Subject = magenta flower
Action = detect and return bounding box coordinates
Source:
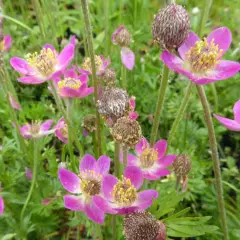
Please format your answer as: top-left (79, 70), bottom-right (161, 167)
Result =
top-left (9, 94), bottom-right (22, 111)
top-left (214, 100), bottom-right (240, 131)
top-left (124, 138), bottom-right (176, 180)
top-left (25, 168), bottom-right (33, 181)
top-left (58, 154), bottom-right (111, 224)
top-left (112, 26), bottom-right (135, 70)
top-left (93, 166), bottom-right (158, 215)
top-left (53, 67), bottom-right (93, 98)
top-left (79, 55), bottom-right (110, 75)
top-left (19, 120), bottom-right (54, 139)
top-left (10, 37), bottom-right (75, 84)
top-left (54, 118), bottom-right (68, 143)
top-left (161, 27), bottom-right (240, 85)
top-left (128, 96), bottom-right (139, 120)
top-left (0, 183), bottom-right (4, 215)
top-left (0, 35), bottom-right (12, 52)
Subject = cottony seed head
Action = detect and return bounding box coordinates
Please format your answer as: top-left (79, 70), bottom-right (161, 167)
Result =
top-left (173, 154), bottom-right (191, 177)
top-left (123, 211), bottom-right (166, 240)
top-left (152, 4), bottom-right (190, 50)
top-left (110, 116), bottom-right (142, 148)
top-left (82, 114), bottom-right (96, 133)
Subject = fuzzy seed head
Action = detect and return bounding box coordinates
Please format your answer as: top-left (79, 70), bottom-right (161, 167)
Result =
top-left (110, 116), bottom-right (142, 148)
top-left (173, 154), bottom-right (191, 177)
top-left (82, 114), bottom-right (96, 133)
top-left (100, 68), bottom-right (116, 88)
top-left (152, 4), bottom-right (190, 50)
top-left (97, 88), bottom-right (129, 123)
top-left (123, 211), bottom-right (166, 240)
top-left (115, 27), bottom-right (131, 47)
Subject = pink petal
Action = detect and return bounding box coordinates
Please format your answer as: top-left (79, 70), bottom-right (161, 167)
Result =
top-left (152, 168), bottom-right (171, 178)
top-left (25, 168), bottom-right (33, 180)
top-left (213, 114), bottom-right (240, 131)
top-left (115, 206), bottom-right (139, 215)
top-left (18, 76), bottom-right (46, 85)
top-left (129, 112), bottom-right (139, 120)
top-left (9, 95), bottom-right (22, 110)
top-left (43, 44), bottom-right (57, 53)
top-left (58, 168), bottom-right (81, 194)
top-left (135, 137), bottom-right (150, 155)
top-left (92, 196), bottom-right (117, 214)
top-left (124, 166), bottom-right (143, 190)
top-left (121, 47), bottom-right (135, 70)
top-left (0, 196), bottom-right (4, 215)
top-left (57, 44), bottom-right (75, 70)
top-left (84, 201), bottom-right (105, 224)
top-left (3, 35), bottom-right (12, 52)
top-left (153, 140), bottom-right (167, 159)
top-left (95, 156), bottom-right (111, 175)
top-left (70, 35), bottom-right (77, 46)
top-left (102, 174), bottom-right (118, 201)
top-left (233, 100), bottom-right (240, 124)
top-left (129, 96), bottom-right (136, 110)
top-left (64, 195), bottom-right (84, 211)
top-left (159, 154), bottom-right (177, 167)
top-left (41, 120), bottom-right (53, 131)
top-left (80, 154), bottom-right (96, 173)
top-left (178, 32), bottom-right (200, 60)
top-left (128, 153), bottom-right (139, 166)
top-left (10, 57), bottom-right (35, 75)
top-left (20, 124), bottom-right (32, 138)
top-left (142, 166), bottom-right (171, 180)
top-left (64, 67), bottom-right (78, 79)
top-left (83, 129), bottom-right (88, 137)
top-left (207, 27), bottom-right (232, 56)
top-left (136, 190), bottom-right (158, 210)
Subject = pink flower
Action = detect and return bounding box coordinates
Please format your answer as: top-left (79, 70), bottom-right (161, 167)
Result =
top-left (214, 100), bottom-right (240, 131)
top-left (0, 183), bottom-right (4, 215)
top-left (123, 138), bottom-right (176, 180)
top-left (53, 67), bottom-right (93, 98)
top-left (93, 166), bottom-right (158, 215)
top-left (58, 154), bottom-right (111, 224)
top-left (128, 96), bottom-right (139, 120)
top-left (54, 118), bottom-right (68, 143)
top-left (10, 36), bottom-right (75, 84)
top-left (25, 168), bottom-right (33, 180)
top-left (79, 55), bottom-right (110, 75)
top-left (0, 35), bottom-right (12, 52)
top-left (161, 27), bottom-right (240, 85)
top-left (9, 94), bottom-right (22, 110)
top-left (19, 120), bottom-right (54, 139)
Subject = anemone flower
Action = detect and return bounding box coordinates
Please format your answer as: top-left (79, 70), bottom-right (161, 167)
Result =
top-left (54, 118), bottom-right (68, 144)
top-left (93, 166), bottom-right (158, 215)
top-left (122, 138), bottom-right (176, 180)
top-left (19, 120), bottom-right (54, 139)
top-left (112, 25), bottom-right (135, 70)
top-left (0, 184), bottom-right (4, 215)
top-left (161, 27), bottom-right (240, 85)
top-left (79, 55), bottom-right (110, 75)
top-left (10, 36), bottom-right (75, 84)
top-left (214, 100), bottom-right (240, 131)
top-left (0, 35), bottom-right (12, 52)
top-left (58, 154), bottom-right (111, 224)
top-left (53, 67), bottom-right (93, 98)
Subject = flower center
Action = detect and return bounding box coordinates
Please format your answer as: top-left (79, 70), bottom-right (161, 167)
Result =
top-left (186, 38), bottom-right (222, 74)
top-left (140, 148), bottom-right (158, 168)
top-left (58, 78), bottom-right (81, 90)
top-left (112, 177), bottom-right (137, 206)
top-left (26, 48), bottom-right (57, 76)
top-left (30, 121), bottom-right (41, 136)
top-left (81, 55), bottom-right (102, 73)
top-left (60, 124), bottom-right (68, 139)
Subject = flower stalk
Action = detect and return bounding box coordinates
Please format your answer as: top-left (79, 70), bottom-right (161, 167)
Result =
top-left (123, 146), bottom-right (128, 168)
top-left (66, 99), bottom-right (74, 163)
top-left (81, 0), bottom-right (102, 157)
top-left (150, 65), bottom-right (169, 146)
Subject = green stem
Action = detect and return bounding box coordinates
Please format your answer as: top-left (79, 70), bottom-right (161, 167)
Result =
top-left (114, 142), bottom-right (120, 178)
top-left (121, 64), bottom-right (127, 89)
top-left (66, 100), bottom-right (74, 163)
top-left (81, 0), bottom-right (102, 157)
top-left (104, 0), bottom-right (109, 56)
top-left (150, 65), bottom-right (169, 146)
top-left (196, 85), bottom-right (229, 240)
top-left (20, 139), bottom-right (39, 226)
top-left (168, 82), bottom-right (194, 147)
top-left (210, 83), bottom-right (219, 112)
top-left (112, 215), bottom-right (117, 240)
top-left (123, 146), bottom-right (128, 168)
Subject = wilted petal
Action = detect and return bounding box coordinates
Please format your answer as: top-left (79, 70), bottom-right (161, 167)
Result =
top-left (121, 47), bottom-right (135, 70)
top-left (214, 114), bottom-right (240, 131)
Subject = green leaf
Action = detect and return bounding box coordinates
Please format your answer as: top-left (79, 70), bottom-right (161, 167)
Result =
top-left (1, 233), bottom-right (17, 240)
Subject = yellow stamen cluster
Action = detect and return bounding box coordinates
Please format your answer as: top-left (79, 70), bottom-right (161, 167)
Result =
top-left (186, 38), bottom-right (223, 74)
top-left (26, 48), bottom-right (57, 76)
top-left (140, 148), bottom-right (158, 168)
top-left (30, 121), bottom-right (41, 136)
top-left (58, 78), bottom-right (81, 90)
top-left (60, 124), bottom-right (68, 138)
top-left (0, 41), bottom-right (4, 52)
top-left (112, 177), bottom-right (137, 206)
top-left (81, 55), bottom-right (102, 73)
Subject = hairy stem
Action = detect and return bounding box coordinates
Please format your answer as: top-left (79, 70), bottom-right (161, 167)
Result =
top-left (123, 146), bottom-right (128, 168)
top-left (150, 65), bottom-right (169, 146)
top-left (121, 64), bottom-right (127, 89)
top-left (114, 142), bottom-right (120, 178)
top-left (81, 0), bottom-right (102, 157)
top-left (66, 99), bottom-right (74, 163)
top-left (196, 85), bottom-right (229, 240)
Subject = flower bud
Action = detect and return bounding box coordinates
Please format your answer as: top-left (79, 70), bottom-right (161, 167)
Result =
top-left (173, 154), bottom-right (191, 177)
top-left (110, 116), bottom-right (142, 148)
top-left (152, 4), bottom-right (190, 50)
top-left (100, 68), bottom-right (116, 88)
top-left (123, 211), bottom-right (166, 240)
top-left (112, 25), bottom-right (131, 47)
top-left (81, 114), bottom-right (96, 133)
top-left (97, 88), bottom-right (129, 123)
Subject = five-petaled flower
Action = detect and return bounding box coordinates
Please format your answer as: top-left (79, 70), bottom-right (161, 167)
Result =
top-left (10, 36), bottom-right (75, 84)
top-left (58, 154), bottom-right (111, 224)
top-left (214, 100), bottom-right (240, 131)
top-left (53, 67), bottom-right (93, 98)
top-left (19, 120), bottom-right (54, 139)
top-left (123, 138), bottom-right (176, 180)
top-left (161, 27), bottom-right (240, 85)
top-left (93, 166), bottom-right (158, 215)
